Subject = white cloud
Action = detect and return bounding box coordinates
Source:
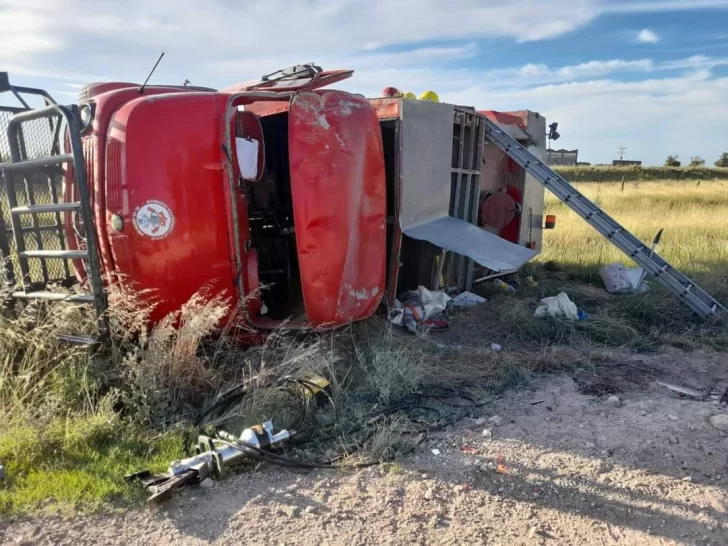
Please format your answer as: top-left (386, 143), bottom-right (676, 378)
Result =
top-left (2, 0), bottom-right (728, 165)
top-left (605, 0), bottom-right (728, 14)
top-left (637, 29), bottom-right (661, 43)
top-left (468, 56), bottom-right (728, 90)
top-left (441, 70), bottom-right (728, 165)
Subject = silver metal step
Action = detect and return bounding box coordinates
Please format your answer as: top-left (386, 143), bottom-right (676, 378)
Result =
top-left (19, 249), bottom-right (88, 260)
top-left (0, 153), bottom-right (73, 172)
top-left (483, 119), bottom-right (725, 319)
top-left (11, 202), bottom-right (81, 214)
top-left (12, 291), bottom-right (94, 303)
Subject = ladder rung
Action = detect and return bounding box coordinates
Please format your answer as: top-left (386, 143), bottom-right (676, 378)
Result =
top-left (1, 154), bottom-right (73, 172)
top-left (11, 291), bottom-right (94, 303)
top-left (12, 202), bottom-right (81, 214)
top-left (20, 249), bottom-right (87, 259)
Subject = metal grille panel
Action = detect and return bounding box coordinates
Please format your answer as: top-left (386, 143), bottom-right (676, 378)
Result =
top-left (1, 106), bottom-right (74, 286)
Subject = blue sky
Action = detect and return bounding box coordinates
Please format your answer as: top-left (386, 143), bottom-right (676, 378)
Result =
top-left (2, 0), bottom-right (728, 165)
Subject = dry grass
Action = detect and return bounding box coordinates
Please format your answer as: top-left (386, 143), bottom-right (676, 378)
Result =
top-left (540, 180), bottom-right (728, 294)
top-left (2, 179), bottom-right (727, 514)
top-left (0, 286), bottom-right (241, 514)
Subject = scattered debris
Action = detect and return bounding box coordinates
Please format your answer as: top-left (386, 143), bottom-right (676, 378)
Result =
top-left (482, 428), bottom-right (493, 439)
top-left (667, 414), bottom-right (679, 422)
top-left (450, 291), bottom-right (486, 307)
top-left (460, 445), bottom-right (479, 455)
top-left (495, 453), bottom-right (508, 474)
top-left (435, 342), bottom-right (462, 351)
top-left (390, 286), bottom-right (450, 333)
top-left (490, 343), bottom-right (503, 352)
top-left (488, 415), bottom-right (504, 427)
top-left (599, 262), bottom-right (649, 294)
top-left (128, 420), bottom-right (294, 506)
top-left (682, 476), bottom-right (693, 483)
top-left (475, 417), bottom-right (488, 426)
top-left (424, 487), bottom-right (435, 501)
top-left (530, 400), bottom-right (545, 405)
top-left (430, 448), bottom-right (441, 456)
top-left (534, 292), bottom-right (587, 321)
top-left (656, 381), bottom-right (704, 400)
top-left (492, 279), bottom-right (516, 294)
top-left (607, 395), bottom-right (622, 408)
top-left (709, 414), bottom-right (728, 432)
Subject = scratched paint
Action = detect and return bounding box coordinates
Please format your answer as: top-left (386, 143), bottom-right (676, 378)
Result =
top-left (288, 90), bottom-right (387, 325)
top-left (349, 288), bottom-right (369, 301)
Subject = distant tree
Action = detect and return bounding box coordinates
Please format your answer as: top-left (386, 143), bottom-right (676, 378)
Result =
top-left (689, 156), bottom-right (706, 167)
top-left (664, 154), bottom-right (681, 167)
top-left (715, 153), bottom-right (728, 168)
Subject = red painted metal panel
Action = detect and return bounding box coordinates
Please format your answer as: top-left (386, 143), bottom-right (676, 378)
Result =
top-left (288, 91), bottom-right (387, 325)
top-left (105, 93), bottom-right (236, 322)
top-left (479, 110), bottom-right (528, 130)
top-left (369, 98), bottom-right (402, 121)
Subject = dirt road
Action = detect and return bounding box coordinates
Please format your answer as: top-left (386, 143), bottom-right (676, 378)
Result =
top-left (3, 349), bottom-right (728, 545)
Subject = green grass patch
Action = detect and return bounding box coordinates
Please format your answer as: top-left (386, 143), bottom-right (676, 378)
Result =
top-left (0, 411), bottom-right (185, 515)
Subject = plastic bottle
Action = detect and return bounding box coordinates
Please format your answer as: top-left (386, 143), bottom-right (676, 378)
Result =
top-left (492, 279), bottom-right (516, 294)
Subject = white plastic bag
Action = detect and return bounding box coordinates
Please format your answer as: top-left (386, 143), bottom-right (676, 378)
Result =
top-left (416, 286), bottom-right (451, 317)
top-left (450, 291), bottom-right (486, 308)
top-left (599, 263), bottom-right (633, 294)
top-left (534, 292), bottom-right (579, 320)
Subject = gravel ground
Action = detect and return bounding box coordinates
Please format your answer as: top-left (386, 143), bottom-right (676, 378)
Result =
top-left (2, 348), bottom-right (728, 545)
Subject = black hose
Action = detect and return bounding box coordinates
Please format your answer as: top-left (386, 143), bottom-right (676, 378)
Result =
top-left (188, 372), bottom-right (489, 469)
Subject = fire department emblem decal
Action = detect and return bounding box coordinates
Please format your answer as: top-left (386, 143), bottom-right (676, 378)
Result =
top-left (132, 200), bottom-right (175, 239)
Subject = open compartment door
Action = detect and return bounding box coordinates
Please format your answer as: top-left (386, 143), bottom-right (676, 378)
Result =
top-left (403, 217), bottom-right (535, 272)
top-left (399, 100), bottom-right (536, 275)
top-left (288, 91), bottom-right (386, 324)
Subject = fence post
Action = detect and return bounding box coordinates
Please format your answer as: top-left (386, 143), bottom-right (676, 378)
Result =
top-left (621, 175), bottom-right (626, 193)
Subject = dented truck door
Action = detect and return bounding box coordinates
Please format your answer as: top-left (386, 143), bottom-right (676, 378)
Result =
top-left (288, 91), bottom-right (386, 324)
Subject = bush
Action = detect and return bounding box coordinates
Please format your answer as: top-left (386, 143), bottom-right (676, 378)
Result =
top-left (715, 152), bottom-right (728, 168)
top-left (665, 154), bottom-right (681, 167)
top-left (553, 165), bottom-right (728, 182)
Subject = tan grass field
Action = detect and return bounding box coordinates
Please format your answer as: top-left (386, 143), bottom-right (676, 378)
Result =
top-left (539, 180), bottom-right (728, 292)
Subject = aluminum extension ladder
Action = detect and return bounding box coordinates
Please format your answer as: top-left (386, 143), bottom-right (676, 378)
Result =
top-left (1, 104), bottom-right (108, 323)
top-left (483, 119), bottom-right (725, 319)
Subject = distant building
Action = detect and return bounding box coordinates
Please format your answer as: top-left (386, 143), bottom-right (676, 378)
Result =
top-left (547, 148), bottom-right (578, 166)
top-left (612, 160), bottom-right (642, 166)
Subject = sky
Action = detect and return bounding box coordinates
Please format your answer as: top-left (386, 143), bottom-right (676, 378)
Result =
top-left (2, 0), bottom-right (728, 166)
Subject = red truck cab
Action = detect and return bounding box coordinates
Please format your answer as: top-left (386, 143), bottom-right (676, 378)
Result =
top-left (70, 67), bottom-right (386, 326)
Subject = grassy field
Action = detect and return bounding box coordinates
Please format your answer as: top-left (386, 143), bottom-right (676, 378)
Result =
top-left (539, 179), bottom-right (728, 294)
top-left (1, 179), bottom-right (727, 516)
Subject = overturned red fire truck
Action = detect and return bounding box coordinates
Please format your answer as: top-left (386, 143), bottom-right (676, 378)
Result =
top-left (0, 65), bottom-right (551, 330)
top-left (3, 64), bottom-right (724, 326)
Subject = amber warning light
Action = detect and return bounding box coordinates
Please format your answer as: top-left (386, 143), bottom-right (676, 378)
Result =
top-left (545, 215), bottom-right (556, 229)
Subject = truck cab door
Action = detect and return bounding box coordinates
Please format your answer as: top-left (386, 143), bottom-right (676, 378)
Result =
top-left (288, 90), bottom-right (386, 324)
